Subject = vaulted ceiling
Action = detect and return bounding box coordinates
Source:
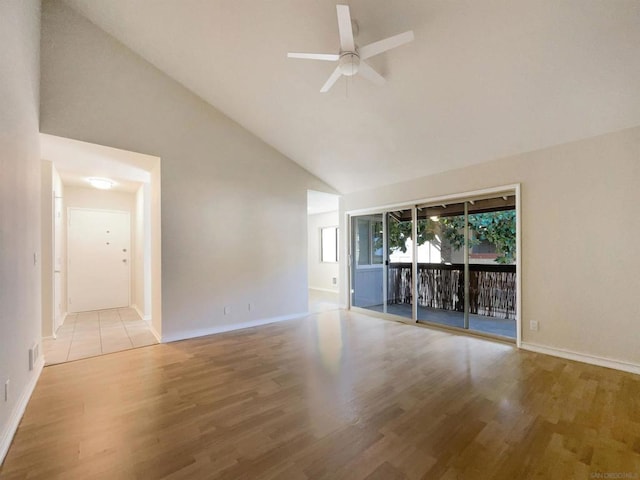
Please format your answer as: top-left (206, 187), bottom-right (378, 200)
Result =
top-left (62, 0), bottom-right (640, 193)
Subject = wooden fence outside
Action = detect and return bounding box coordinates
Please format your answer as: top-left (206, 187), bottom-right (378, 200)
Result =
top-left (387, 263), bottom-right (517, 320)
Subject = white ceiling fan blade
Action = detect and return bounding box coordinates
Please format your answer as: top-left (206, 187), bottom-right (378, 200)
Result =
top-left (358, 61), bottom-right (385, 86)
top-left (287, 52), bottom-right (340, 61)
top-left (320, 66), bottom-right (343, 93)
top-left (336, 4), bottom-right (355, 52)
top-left (359, 30), bottom-right (414, 59)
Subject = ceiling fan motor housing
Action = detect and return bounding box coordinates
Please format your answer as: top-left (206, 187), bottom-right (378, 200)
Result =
top-left (339, 52), bottom-right (360, 76)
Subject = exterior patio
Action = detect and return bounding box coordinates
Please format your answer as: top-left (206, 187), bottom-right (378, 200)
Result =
top-left (355, 262), bottom-right (517, 339)
top-left (366, 303), bottom-right (517, 338)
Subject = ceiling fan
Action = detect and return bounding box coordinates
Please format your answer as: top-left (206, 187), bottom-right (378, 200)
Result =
top-left (288, 4), bottom-right (414, 93)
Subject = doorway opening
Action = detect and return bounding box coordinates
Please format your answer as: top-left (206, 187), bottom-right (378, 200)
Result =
top-left (307, 190), bottom-right (341, 313)
top-left (40, 134), bottom-right (162, 364)
top-left (349, 186), bottom-right (519, 343)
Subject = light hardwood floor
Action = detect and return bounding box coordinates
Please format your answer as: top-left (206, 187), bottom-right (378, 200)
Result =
top-left (2, 310), bottom-right (639, 479)
top-left (308, 288), bottom-right (340, 313)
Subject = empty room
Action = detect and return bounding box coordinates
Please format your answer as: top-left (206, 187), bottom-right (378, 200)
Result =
top-left (1, 1), bottom-right (639, 479)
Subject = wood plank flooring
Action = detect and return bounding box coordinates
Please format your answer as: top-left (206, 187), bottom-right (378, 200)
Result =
top-left (1, 310), bottom-right (639, 479)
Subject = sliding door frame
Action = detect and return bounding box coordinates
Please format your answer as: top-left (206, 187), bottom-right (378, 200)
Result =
top-left (345, 184), bottom-right (522, 347)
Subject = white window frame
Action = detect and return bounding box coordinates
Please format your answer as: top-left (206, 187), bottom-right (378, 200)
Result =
top-left (320, 226), bottom-right (339, 263)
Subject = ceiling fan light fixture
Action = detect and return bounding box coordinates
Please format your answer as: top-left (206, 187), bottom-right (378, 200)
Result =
top-left (339, 52), bottom-right (360, 76)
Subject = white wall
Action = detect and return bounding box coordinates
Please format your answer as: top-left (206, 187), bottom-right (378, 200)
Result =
top-left (134, 183), bottom-right (152, 322)
top-left (65, 185), bottom-right (136, 213)
top-left (64, 186), bottom-right (136, 311)
top-left (40, 161), bottom-right (63, 337)
top-left (308, 211), bottom-right (339, 292)
top-left (40, 1), bottom-right (334, 342)
top-left (52, 168), bottom-right (64, 332)
top-left (150, 163), bottom-right (162, 338)
top-left (0, 0), bottom-right (42, 462)
top-left (40, 160), bottom-right (54, 336)
top-left (134, 186), bottom-right (144, 316)
top-left (343, 126), bottom-right (640, 368)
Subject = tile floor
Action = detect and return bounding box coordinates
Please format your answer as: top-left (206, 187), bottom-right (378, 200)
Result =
top-left (43, 307), bottom-right (158, 365)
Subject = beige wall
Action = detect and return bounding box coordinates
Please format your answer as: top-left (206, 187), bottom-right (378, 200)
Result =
top-left (40, 1), bottom-right (333, 341)
top-left (0, 0), bottom-right (42, 462)
top-left (308, 211), bottom-right (340, 292)
top-left (343, 126), bottom-right (640, 367)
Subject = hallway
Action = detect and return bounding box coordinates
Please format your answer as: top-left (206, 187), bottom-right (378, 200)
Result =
top-left (42, 308), bottom-right (158, 365)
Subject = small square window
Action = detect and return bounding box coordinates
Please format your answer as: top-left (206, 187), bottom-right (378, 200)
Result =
top-left (321, 226), bottom-right (338, 263)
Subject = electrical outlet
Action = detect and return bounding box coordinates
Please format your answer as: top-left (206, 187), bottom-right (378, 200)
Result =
top-left (332, 277), bottom-right (337, 285)
top-left (529, 320), bottom-right (539, 331)
top-left (248, 303), bottom-right (252, 312)
top-left (224, 306), bottom-right (231, 315)
top-left (4, 380), bottom-right (9, 402)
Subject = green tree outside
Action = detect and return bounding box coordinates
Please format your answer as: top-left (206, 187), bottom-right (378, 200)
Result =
top-left (387, 210), bottom-right (516, 264)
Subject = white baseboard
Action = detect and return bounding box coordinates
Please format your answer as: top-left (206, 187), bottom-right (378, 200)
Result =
top-left (131, 304), bottom-right (152, 322)
top-left (520, 342), bottom-right (640, 375)
top-left (309, 287), bottom-right (339, 293)
top-left (129, 305), bottom-right (160, 342)
top-left (161, 312), bottom-right (309, 343)
top-left (53, 312), bottom-right (69, 338)
top-left (0, 357), bottom-right (45, 464)
top-left (149, 324), bottom-right (162, 343)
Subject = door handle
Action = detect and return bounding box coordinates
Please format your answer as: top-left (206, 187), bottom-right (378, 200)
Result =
top-left (122, 259), bottom-right (127, 263)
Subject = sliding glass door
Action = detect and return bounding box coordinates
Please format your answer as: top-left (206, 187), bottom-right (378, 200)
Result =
top-left (351, 215), bottom-right (384, 311)
top-left (415, 202), bottom-right (467, 329)
top-left (350, 191), bottom-right (517, 341)
top-left (466, 197), bottom-right (517, 338)
top-left (386, 209), bottom-right (413, 320)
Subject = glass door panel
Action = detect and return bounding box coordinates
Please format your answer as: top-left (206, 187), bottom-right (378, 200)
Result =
top-left (351, 214), bottom-right (384, 312)
top-left (350, 193), bottom-right (517, 342)
top-left (467, 196), bottom-right (517, 339)
top-left (415, 203), bottom-right (466, 329)
top-left (386, 209), bottom-right (413, 319)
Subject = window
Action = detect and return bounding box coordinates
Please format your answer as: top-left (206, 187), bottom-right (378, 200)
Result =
top-left (355, 218), bottom-right (383, 266)
top-left (321, 226), bottom-right (338, 263)
top-left (370, 221), bottom-right (383, 264)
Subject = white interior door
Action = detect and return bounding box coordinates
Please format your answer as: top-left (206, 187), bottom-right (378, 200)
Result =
top-left (68, 208), bottom-right (130, 313)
